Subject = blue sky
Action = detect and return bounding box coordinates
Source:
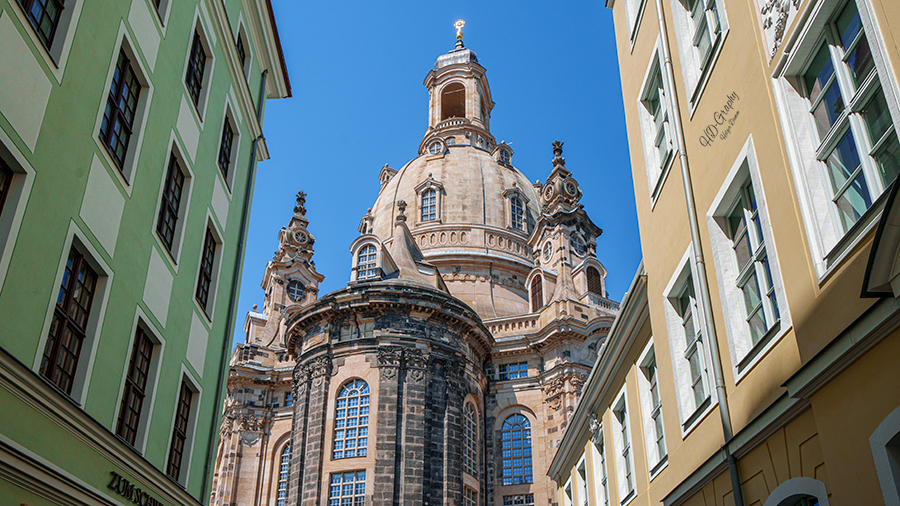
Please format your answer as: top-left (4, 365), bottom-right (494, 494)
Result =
top-left (232, 0), bottom-right (641, 345)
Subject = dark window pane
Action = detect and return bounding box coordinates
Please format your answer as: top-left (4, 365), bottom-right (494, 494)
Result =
top-left (156, 155), bottom-right (185, 251)
top-left (218, 120), bottom-right (234, 180)
top-left (40, 248), bottom-right (97, 395)
top-left (167, 381), bottom-right (193, 479)
top-left (0, 159), bottom-right (13, 218)
top-left (19, 0), bottom-right (62, 49)
top-left (185, 32), bottom-right (206, 108)
top-left (196, 229), bottom-right (216, 311)
top-left (99, 50), bottom-right (141, 171)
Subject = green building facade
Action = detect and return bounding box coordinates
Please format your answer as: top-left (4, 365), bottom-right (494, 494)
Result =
top-left (0, 0), bottom-right (290, 504)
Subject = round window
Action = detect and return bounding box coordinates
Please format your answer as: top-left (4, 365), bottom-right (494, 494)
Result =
top-left (543, 242), bottom-right (553, 261)
top-left (293, 230), bottom-right (308, 244)
top-left (543, 185), bottom-right (554, 200)
top-left (287, 280), bottom-right (305, 302)
top-left (428, 141), bottom-right (443, 155)
top-left (565, 181), bottom-right (577, 196)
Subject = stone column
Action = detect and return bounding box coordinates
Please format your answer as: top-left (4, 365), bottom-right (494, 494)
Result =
top-left (300, 355), bottom-right (332, 506)
top-left (287, 362), bottom-right (310, 506)
top-left (373, 346), bottom-right (402, 506)
top-left (401, 348), bottom-right (428, 506)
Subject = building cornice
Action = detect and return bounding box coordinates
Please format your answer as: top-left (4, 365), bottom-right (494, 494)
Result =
top-left (0, 347), bottom-right (203, 505)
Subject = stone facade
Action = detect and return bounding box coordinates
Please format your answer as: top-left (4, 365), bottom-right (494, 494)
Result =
top-left (211, 34), bottom-right (619, 506)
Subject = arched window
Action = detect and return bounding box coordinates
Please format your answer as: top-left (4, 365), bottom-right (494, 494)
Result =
top-left (531, 276), bottom-right (543, 313)
top-left (357, 245), bottom-right (378, 280)
top-left (276, 444), bottom-right (290, 506)
top-left (587, 266), bottom-right (603, 296)
top-left (511, 197), bottom-right (524, 230)
top-left (333, 379), bottom-right (370, 459)
top-left (422, 189), bottom-right (437, 221)
top-left (441, 82), bottom-right (466, 120)
top-left (500, 414), bottom-right (533, 485)
top-left (464, 403), bottom-right (477, 476)
top-left (571, 235), bottom-right (586, 256)
top-left (762, 477), bottom-right (829, 506)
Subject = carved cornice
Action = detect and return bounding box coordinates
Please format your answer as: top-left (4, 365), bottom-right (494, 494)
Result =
top-left (540, 371), bottom-right (588, 411)
top-left (376, 346), bottom-right (432, 382)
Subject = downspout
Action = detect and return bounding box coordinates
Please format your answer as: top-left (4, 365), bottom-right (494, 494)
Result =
top-left (652, 2), bottom-right (745, 504)
top-left (202, 69), bottom-right (269, 502)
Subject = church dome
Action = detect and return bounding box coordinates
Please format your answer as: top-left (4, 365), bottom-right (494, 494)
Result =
top-left (370, 145), bottom-right (539, 251)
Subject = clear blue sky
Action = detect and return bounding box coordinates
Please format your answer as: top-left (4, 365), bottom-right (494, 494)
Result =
top-left (232, 0), bottom-right (641, 346)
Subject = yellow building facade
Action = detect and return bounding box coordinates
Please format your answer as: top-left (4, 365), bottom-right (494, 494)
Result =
top-left (550, 0), bottom-right (900, 505)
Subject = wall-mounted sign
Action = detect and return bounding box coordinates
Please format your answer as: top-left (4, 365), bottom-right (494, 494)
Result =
top-left (699, 92), bottom-right (741, 147)
top-left (108, 471), bottom-right (165, 506)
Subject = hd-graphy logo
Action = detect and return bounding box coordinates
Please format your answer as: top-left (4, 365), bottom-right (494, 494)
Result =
top-left (699, 92), bottom-right (740, 147)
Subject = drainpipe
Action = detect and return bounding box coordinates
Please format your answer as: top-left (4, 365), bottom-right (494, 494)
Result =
top-left (202, 69), bottom-right (269, 502)
top-left (652, 2), bottom-right (745, 504)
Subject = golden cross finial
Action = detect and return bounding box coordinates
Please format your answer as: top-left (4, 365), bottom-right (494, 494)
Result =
top-left (455, 20), bottom-right (465, 41)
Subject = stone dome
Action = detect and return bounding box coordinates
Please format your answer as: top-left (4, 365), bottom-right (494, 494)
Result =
top-left (370, 143), bottom-right (539, 261)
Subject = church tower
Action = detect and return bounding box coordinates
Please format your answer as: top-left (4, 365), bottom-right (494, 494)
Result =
top-left (211, 24), bottom-right (620, 506)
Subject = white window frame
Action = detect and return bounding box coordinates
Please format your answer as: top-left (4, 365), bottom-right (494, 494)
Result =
top-left (7, 0), bottom-right (85, 84)
top-left (152, 133), bottom-right (195, 270)
top-left (623, 0), bottom-right (648, 46)
top-left (663, 246), bottom-right (717, 437)
top-left (636, 340), bottom-right (667, 478)
top-left (707, 136), bottom-right (792, 380)
top-left (668, 0), bottom-right (728, 109)
top-left (112, 308), bottom-right (166, 454)
top-left (165, 366), bottom-right (202, 486)
top-left (34, 221), bottom-right (114, 406)
top-left (762, 477), bottom-right (830, 506)
top-left (353, 241), bottom-right (380, 281)
top-left (564, 479), bottom-right (574, 506)
top-left (576, 456), bottom-right (589, 506)
top-left (638, 42), bottom-right (676, 205)
top-left (183, 10), bottom-right (216, 123)
top-left (772, 0), bottom-right (900, 279)
top-left (0, 130), bottom-right (36, 294)
top-left (92, 25), bottom-right (154, 193)
top-left (871, 405), bottom-right (900, 506)
top-left (610, 388), bottom-right (636, 505)
top-left (590, 425), bottom-right (610, 506)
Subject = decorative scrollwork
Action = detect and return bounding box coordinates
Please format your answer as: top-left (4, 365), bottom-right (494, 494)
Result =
top-left (376, 347), bottom-right (403, 380)
top-left (405, 348), bottom-right (428, 383)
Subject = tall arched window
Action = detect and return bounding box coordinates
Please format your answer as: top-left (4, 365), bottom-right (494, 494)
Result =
top-left (357, 245), bottom-right (377, 280)
top-left (333, 379), bottom-right (370, 459)
top-left (500, 414), bottom-right (533, 485)
top-left (441, 82), bottom-right (466, 120)
top-left (276, 444), bottom-right (290, 506)
top-left (587, 266), bottom-right (603, 296)
top-left (511, 197), bottom-right (524, 230)
top-left (531, 276), bottom-right (543, 313)
top-left (421, 189), bottom-right (437, 221)
top-left (463, 403), bottom-right (477, 476)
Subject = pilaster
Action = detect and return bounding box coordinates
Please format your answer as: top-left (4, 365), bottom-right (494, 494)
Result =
top-left (300, 355), bottom-right (332, 505)
top-left (373, 346), bottom-right (402, 506)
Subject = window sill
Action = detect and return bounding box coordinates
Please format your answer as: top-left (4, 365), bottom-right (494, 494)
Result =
top-left (734, 319), bottom-right (791, 382)
top-left (680, 396), bottom-right (713, 437)
top-left (819, 191), bottom-right (887, 283)
top-left (649, 454), bottom-right (668, 480)
top-left (620, 489), bottom-right (636, 506)
top-left (649, 154), bottom-right (676, 211)
top-left (93, 138), bottom-right (134, 198)
top-left (687, 29), bottom-right (729, 119)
